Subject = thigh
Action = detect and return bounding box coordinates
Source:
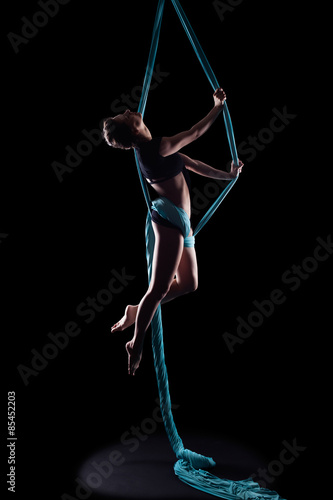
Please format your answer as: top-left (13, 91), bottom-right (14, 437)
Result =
top-left (150, 222), bottom-right (184, 294)
top-left (176, 245), bottom-right (198, 290)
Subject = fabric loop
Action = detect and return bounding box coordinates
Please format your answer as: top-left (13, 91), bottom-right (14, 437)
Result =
top-left (177, 448), bottom-right (216, 469)
top-left (152, 197), bottom-right (191, 240)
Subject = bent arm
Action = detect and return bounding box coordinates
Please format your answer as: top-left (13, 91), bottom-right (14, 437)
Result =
top-left (180, 153), bottom-right (238, 180)
top-left (159, 88), bottom-right (227, 157)
top-left (159, 107), bottom-right (223, 157)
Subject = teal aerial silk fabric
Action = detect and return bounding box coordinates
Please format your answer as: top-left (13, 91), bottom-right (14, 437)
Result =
top-left (133, 1), bottom-right (286, 499)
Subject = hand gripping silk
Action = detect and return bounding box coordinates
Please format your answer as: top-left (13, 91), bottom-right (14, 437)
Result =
top-left (133, 1), bottom-right (286, 498)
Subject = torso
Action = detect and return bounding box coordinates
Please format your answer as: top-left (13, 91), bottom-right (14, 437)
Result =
top-left (148, 172), bottom-right (191, 219)
top-left (136, 137), bottom-right (192, 219)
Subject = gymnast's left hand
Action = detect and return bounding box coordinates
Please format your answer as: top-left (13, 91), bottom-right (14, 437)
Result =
top-left (213, 88), bottom-right (226, 107)
top-left (230, 160), bottom-right (244, 178)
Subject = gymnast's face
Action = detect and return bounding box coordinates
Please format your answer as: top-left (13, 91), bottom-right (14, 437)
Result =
top-left (113, 109), bottom-right (152, 143)
top-left (113, 109), bottom-right (144, 133)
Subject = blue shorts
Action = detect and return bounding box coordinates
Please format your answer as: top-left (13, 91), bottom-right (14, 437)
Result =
top-left (151, 209), bottom-right (183, 234)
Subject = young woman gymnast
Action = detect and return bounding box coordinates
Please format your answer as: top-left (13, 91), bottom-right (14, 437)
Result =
top-left (103, 88), bottom-right (243, 375)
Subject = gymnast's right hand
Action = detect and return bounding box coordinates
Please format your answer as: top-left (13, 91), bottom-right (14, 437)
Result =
top-left (230, 160), bottom-right (244, 178)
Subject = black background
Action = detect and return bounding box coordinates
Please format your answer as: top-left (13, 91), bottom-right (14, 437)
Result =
top-left (3, 1), bottom-right (330, 499)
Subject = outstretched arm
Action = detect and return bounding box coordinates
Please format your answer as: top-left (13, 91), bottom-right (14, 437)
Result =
top-left (180, 153), bottom-right (244, 180)
top-left (159, 88), bottom-right (226, 157)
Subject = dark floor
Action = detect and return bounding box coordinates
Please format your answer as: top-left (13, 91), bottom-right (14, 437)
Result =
top-left (77, 432), bottom-right (270, 499)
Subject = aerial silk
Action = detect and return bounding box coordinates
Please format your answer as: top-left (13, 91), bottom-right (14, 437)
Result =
top-left (133, 1), bottom-right (286, 499)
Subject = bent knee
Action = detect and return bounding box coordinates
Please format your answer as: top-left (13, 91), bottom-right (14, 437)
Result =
top-left (149, 281), bottom-right (173, 302)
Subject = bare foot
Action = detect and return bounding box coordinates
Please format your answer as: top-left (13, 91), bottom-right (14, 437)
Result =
top-left (125, 340), bottom-right (143, 376)
top-left (111, 305), bottom-right (138, 333)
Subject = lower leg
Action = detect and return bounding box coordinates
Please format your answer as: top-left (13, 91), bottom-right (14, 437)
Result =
top-left (132, 288), bottom-right (163, 346)
top-left (126, 287), bottom-right (166, 375)
top-left (112, 245), bottom-right (198, 333)
top-left (118, 223), bottom-right (185, 375)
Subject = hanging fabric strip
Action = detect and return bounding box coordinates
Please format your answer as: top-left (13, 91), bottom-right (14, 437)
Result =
top-left (132, 1), bottom-right (286, 499)
top-left (170, 0), bottom-right (239, 167)
top-left (134, 0), bottom-right (166, 212)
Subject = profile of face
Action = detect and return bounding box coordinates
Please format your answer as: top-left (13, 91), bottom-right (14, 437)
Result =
top-left (103, 109), bottom-right (151, 150)
top-left (113, 109), bottom-right (143, 133)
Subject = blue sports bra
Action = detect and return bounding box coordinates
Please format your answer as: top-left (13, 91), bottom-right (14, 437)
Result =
top-left (136, 137), bottom-right (191, 189)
